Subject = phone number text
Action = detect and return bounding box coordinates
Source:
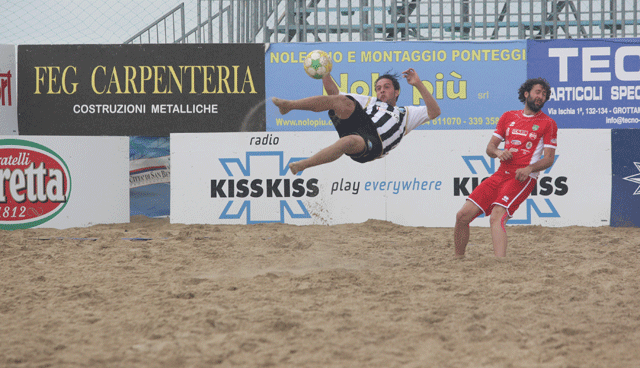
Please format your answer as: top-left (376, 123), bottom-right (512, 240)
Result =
top-left (426, 117), bottom-right (499, 126)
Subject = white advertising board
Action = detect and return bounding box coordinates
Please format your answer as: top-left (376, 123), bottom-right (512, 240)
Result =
top-left (0, 45), bottom-right (18, 135)
top-left (171, 132), bottom-right (386, 225)
top-left (0, 136), bottom-right (129, 229)
top-left (508, 129), bottom-right (611, 227)
top-left (171, 129), bottom-right (610, 227)
top-left (439, 129), bottom-right (611, 228)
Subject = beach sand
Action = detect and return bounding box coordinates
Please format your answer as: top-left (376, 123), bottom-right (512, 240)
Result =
top-left (2, 216), bottom-right (639, 367)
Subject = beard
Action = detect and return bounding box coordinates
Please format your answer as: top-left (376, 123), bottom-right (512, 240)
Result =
top-left (378, 95), bottom-right (396, 105)
top-left (526, 96), bottom-right (545, 113)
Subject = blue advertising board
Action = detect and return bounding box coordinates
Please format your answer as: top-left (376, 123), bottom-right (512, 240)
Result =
top-left (130, 136), bottom-right (170, 218)
top-left (611, 129), bottom-right (640, 227)
top-left (528, 38), bottom-right (640, 129)
top-left (265, 41), bottom-right (526, 131)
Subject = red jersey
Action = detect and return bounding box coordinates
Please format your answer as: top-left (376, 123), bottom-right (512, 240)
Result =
top-left (493, 110), bottom-right (558, 178)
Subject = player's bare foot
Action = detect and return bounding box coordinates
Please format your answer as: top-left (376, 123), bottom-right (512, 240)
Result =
top-left (272, 97), bottom-right (292, 115)
top-left (289, 161), bottom-right (304, 175)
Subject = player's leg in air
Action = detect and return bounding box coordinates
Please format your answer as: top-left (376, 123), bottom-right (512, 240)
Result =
top-left (272, 95), bottom-right (354, 118)
top-left (288, 135), bottom-right (365, 174)
top-left (272, 95), bottom-right (365, 174)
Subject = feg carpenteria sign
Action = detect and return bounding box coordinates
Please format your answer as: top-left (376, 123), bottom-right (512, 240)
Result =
top-left (17, 44), bottom-right (266, 136)
top-left (0, 136), bottom-right (129, 229)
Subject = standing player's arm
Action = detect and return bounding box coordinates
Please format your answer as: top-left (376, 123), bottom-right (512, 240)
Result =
top-left (515, 147), bottom-right (556, 182)
top-left (486, 135), bottom-right (512, 161)
top-left (322, 73), bottom-right (340, 95)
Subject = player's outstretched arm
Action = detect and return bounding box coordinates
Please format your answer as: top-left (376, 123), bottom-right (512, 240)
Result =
top-left (402, 68), bottom-right (440, 120)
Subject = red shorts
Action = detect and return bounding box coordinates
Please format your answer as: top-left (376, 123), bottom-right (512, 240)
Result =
top-left (467, 168), bottom-right (536, 218)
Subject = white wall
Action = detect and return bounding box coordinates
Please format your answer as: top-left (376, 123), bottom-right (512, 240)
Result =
top-left (0, 136), bottom-right (129, 229)
top-left (171, 130), bottom-right (611, 227)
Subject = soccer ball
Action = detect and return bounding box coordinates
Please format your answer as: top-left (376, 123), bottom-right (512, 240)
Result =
top-left (303, 50), bottom-right (333, 79)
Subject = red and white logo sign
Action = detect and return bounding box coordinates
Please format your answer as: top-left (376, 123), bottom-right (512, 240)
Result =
top-left (0, 70), bottom-right (11, 107)
top-left (0, 139), bottom-right (71, 230)
top-left (511, 129), bottom-right (529, 136)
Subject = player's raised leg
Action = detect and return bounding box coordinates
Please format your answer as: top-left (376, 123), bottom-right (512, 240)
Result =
top-left (272, 95), bottom-right (355, 118)
top-left (289, 135), bottom-right (366, 174)
top-left (454, 201), bottom-right (482, 257)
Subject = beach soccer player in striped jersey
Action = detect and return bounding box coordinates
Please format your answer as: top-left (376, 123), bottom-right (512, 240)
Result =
top-left (454, 78), bottom-right (558, 258)
top-left (272, 68), bottom-right (441, 174)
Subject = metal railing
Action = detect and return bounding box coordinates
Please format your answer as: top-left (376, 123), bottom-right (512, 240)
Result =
top-left (124, 4), bottom-right (186, 44)
top-left (124, 0), bottom-right (639, 44)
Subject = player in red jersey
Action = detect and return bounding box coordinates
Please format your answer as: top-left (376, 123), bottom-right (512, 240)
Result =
top-left (454, 78), bottom-right (557, 257)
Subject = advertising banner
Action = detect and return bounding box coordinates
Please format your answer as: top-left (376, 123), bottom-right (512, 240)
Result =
top-left (171, 131), bottom-right (387, 225)
top-left (265, 41), bottom-right (526, 132)
top-left (0, 45), bottom-right (18, 135)
top-left (451, 129), bottom-right (611, 227)
top-left (129, 136), bottom-right (170, 217)
top-left (171, 129), bottom-right (609, 227)
top-left (611, 129), bottom-right (640, 227)
top-left (528, 38), bottom-right (640, 129)
top-left (0, 136), bottom-right (129, 229)
top-left (17, 44), bottom-right (266, 136)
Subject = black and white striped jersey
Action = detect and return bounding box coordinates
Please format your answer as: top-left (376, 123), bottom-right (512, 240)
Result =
top-left (348, 93), bottom-right (431, 156)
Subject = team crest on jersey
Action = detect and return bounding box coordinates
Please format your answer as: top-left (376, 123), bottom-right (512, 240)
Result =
top-left (529, 133), bottom-right (537, 140)
top-left (532, 125), bottom-right (539, 131)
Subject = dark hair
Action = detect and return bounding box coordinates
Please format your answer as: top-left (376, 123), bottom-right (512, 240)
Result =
top-left (518, 77), bottom-right (551, 103)
top-left (375, 71), bottom-right (401, 103)
top-left (375, 71), bottom-right (401, 92)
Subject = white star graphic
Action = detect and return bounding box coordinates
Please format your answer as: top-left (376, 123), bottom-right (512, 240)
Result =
top-left (623, 162), bottom-right (640, 195)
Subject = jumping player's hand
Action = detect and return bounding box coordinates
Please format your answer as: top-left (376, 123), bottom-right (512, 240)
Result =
top-left (402, 68), bottom-right (421, 86)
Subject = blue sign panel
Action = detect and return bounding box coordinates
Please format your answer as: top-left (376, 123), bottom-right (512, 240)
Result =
top-left (266, 41), bottom-right (526, 131)
top-left (528, 38), bottom-right (640, 129)
top-left (611, 129), bottom-right (640, 227)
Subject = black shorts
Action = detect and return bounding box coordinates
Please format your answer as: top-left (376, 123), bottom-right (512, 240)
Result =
top-left (328, 95), bottom-right (383, 163)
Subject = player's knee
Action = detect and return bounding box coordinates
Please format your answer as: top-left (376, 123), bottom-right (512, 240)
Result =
top-left (333, 95), bottom-right (356, 118)
top-left (341, 135), bottom-right (365, 154)
top-left (455, 209), bottom-right (472, 226)
top-left (333, 94), bottom-right (351, 104)
top-left (490, 209), bottom-right (509, 230)
top-left (489, 212), bottom-right (501, 225)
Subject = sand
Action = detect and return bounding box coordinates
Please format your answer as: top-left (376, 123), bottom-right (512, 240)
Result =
top-left (1, 216), bottom-right (639, 368)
